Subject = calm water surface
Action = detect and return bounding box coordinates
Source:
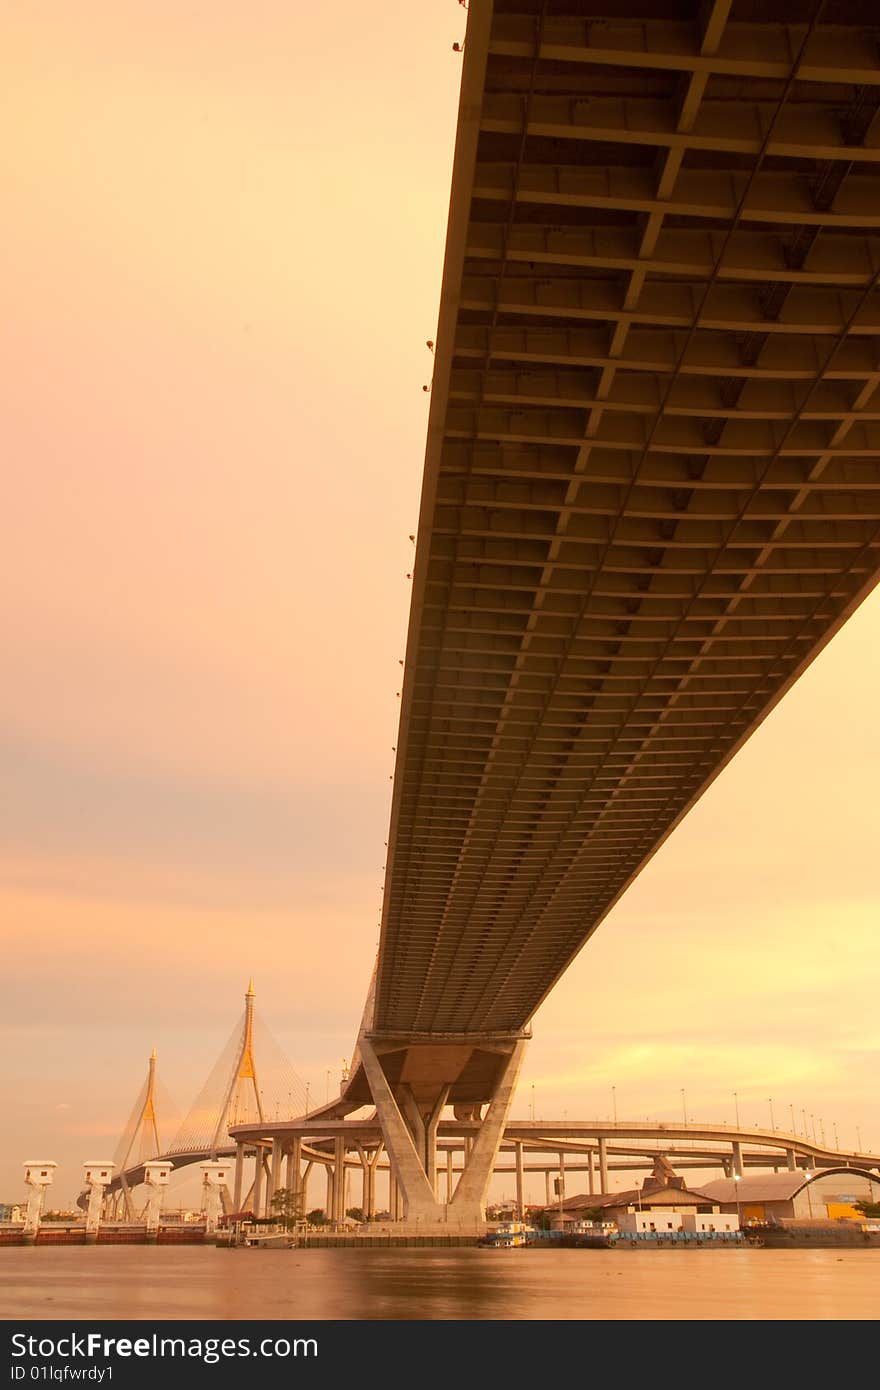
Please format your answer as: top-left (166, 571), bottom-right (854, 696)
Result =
top-left (1, 1247), bottom-right (878, 1320)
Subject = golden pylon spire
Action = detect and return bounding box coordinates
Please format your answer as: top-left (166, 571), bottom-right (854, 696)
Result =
top-left (209, 980), bottom-right (264, 1151)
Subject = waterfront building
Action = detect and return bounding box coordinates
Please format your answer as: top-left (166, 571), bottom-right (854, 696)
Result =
top-left (549, 1155), bottom-right (726, 1231)
top-left (699, 1168), bottom-right (880, 1224)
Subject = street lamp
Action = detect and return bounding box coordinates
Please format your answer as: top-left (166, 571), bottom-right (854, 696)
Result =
top-left (733, 1091), bottom-right (740, 1127)
top-left (768, 1098), bottom-right (775, 1131)
top-left (612, 1086), bottom-right (617, 1124)
top-left (681, 1089), bottom-right (688, 1127)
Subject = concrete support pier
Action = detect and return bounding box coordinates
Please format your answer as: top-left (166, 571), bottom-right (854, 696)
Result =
top-left (200, 1161), bottom-right (231, 1236)
top-left (83, 1162), bottom-right (114, 1244)
top-left (23, 1162), bottom-right (57, 1244)
top-left (143, 1161), bottom-right (172, 1241)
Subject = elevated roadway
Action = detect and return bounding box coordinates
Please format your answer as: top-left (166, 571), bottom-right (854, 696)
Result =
top-left (238, 0), bottom-right (880, 1224)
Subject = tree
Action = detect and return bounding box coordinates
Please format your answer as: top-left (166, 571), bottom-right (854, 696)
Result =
top-left (306, 1208), bottom-right (326, 1226)
top-left (345, 1207), bottom-right (365, 1224)
top-left (269, 1187), bottom-right (303, 1230)
top-left (854, 1200), bottom-right (880, 1219)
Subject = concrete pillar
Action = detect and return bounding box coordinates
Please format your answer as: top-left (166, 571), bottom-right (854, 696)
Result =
top-left (233, 1143), bottom-right (244, 1211)
top-left (732, 1142), bottom-right (744, 1178)
top-left (598, 1138), bottom-right (608, 1194)
top-left (359, 1039), bottom-right (442, 1223)
top-left (23, 1162), bottom-right (57, 1235)
top-left (268, 1139), bottom-right (282, 1213)
top-left (334, 1136), bottom-right (346, 1223)
top-left (446, 1149), bottom-right (455, 1205)
top-left (587, 1149), bottom-right (595, 1195)
top-left (301, 1161), bottom-right (312, 1214)
top-left (142, 1162), bottom-right (172, 1237)
top-left (360, 1152), bottom-right (370, 1215)
top-left (389, 1172), bottom-right (398, 1221)
top-left (786, 1149), bottom-right (798, 1172)
top-left (722, 1156), bottom-right (733, 1178)
top-left (545, 1170), bottom-right (551, 1206)
top-left (515, 1142), bottom-right (524, 1217)
top-left (200, 1161), bottom-right (231, 1234)
top-left (425, 1087), bottom-right (449, 1199)
top-left (325, 1163), bottom-right (334, 1221)
top-left (82, 1163), bottom-right (114, 1241)
top-left (253, 1148), bottom-right (264, 1217)
top-left (449, 1040), bottom-right (527, 1224)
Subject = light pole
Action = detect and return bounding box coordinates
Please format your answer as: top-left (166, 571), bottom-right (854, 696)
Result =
top-left (530, 1084), bottom-right (535, 1122)
top-left (833, 1122), bottom-right (839, 1150)
top-left (856, 1126), bottom-right (863, 1151)
top-left (768, 1098), bottom-right (775, 1131)
top-left (612, 1086), bottom-right (617, 1124)
top-left (733, 1092), bottom-right (740, 1127)
top-left (681, 1089), bottom-right (688, 1127)
top-left (789, 1103), bottom-right (796, 1135)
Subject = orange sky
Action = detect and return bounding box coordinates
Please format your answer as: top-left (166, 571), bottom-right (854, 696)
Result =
top-left (2, 2), bottom-right (878, 1205)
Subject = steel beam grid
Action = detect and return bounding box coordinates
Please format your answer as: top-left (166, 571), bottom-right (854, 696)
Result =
top-left (374, 0), bottom-right (880, 1037)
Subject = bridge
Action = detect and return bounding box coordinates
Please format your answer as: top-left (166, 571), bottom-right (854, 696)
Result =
top-left (102, 985), bottom-right (880, 1225)
top-left (229, 0), bottom-right (880, 1226)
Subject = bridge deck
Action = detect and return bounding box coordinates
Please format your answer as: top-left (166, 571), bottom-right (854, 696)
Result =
top-left (375, 0), bottom-right (880, 1036)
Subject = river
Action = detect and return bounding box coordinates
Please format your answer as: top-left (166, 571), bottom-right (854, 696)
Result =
top-left (1, 1246), bottom-right (877, 1320)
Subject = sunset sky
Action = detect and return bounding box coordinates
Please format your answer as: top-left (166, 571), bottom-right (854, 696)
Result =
top-left (3, 2), bottom-right (878, 1207)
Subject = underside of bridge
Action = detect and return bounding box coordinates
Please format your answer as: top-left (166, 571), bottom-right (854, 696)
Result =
top-left (345, 0), bottom-right (880, 1221)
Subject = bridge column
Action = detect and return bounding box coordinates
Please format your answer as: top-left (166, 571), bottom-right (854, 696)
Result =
top-left (358, 1038), bottom-right (444, 1224)
top-left (287, 1138), bottom-right (302, 1213)
top-left (446, 1149), bottom-right (455, 1204)
top-left (253, 1146), bottom-right (264, 1217)
top-left (325, 1162), bottom-right (334, 1222)
top-left (786, 1149), bottom-right (798, 1172)
top-left (426, 1088), bottom-right (449, 1200)
top-left (732, 1142), bottom-right (744, 1178)
top-left (598, 1138), bottom-right (609, 1194)
top-left (269, 1138), bottom-right (283, 1214)
top-left (449, 1040), bottom-right (526, 1225)
top-left (300, 1160), bottom-right (312, 1215)
top-left (334, 1136), bottom-right (346, 1224)
top-left (587, 1149), bottom-right (595, 1195)
top-left (360, 1032), bottom-right (525, 1226)
top-left (233, 1142), bottom-right (245, 1211)
top-left (545, 1171), bottom-right (551, 1206)
top-left (515, 1142), bottom-right (524, 1218)
top-left (356, 1144), bottom-right (380, 1220)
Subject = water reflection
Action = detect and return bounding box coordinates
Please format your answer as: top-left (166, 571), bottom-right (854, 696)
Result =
top-left (1, 1247), bottom-right (877, 1321)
